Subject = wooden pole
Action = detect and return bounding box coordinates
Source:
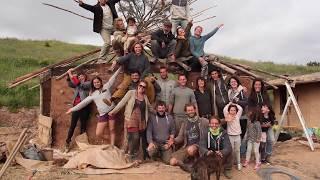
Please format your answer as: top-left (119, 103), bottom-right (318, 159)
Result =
top-left (42, 3), bottom-right (93, 21)
top-left (193, 16), bottom-right (216, 24)
top-left (0, 129), bottom-right (28, 178)
top-left (55, 57), bottom-right (99, 80)
top-left (9, 49), bottom-right (100, 88)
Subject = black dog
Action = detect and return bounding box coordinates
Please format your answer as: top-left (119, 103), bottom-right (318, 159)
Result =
top-left (180, 153), bottom-right (223, 180)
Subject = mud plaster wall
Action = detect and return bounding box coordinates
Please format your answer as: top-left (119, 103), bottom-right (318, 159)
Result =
top-left (49, 63), bottom-right (254, 147)
top-left (273, 83), bottom-right (320, 128)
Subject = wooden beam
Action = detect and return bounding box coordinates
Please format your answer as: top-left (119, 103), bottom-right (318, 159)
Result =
top-left (55, 57), bottom-right (99, 80)
top-left (207, 56), bottom-right (237, 74)
top-left (9, 49), bottom-right (100, 88)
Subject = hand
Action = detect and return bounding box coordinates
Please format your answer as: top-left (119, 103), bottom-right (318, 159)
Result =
top-left (66, 108), bottom-right (72, 114)
top-left (215, 151), bottom-right (223, 158)
top-left (163, 144), bottom-right (170, 150)
top-left (67, 68), bottom-right (74, 73)
top-left (207, 150), bottom-right (214, 156)
top-left (218, 24), bottom-right (224, 28)
top-left (167, 138), bottom-right (174, 146)
top-left (108, 112), bottom-right (114, 116)
top-left (147, 142), bottom-right (156, 151)
top-left (74, 0), bottom-right (83, 5)
top-left (150, 76), bottom-right (156, 83)
top-left (161, 42), bottom-right (166, 48)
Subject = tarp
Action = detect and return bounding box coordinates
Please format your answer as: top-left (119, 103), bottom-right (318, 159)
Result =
top-left (63, 133), bottom-right (157, 175)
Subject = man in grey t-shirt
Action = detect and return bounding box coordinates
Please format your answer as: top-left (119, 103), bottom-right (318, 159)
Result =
top-left (155, 66), bottom-right (176, 106)
top-left (169, 74), bottom-right (197, 134)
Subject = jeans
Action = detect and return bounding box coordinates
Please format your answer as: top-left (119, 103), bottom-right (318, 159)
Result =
top-left (127, 130), bottom-right (148, 160)
top-left (151, 40), bottom-right (177, 59)
top-left (148, 142), bottom-right (173, 164)
top-left (266, 128), bottom-right (275, 156)
top-left (171, 18), bottom-right (188, 36)
top-left (246, 140), bottom-right (260, 164)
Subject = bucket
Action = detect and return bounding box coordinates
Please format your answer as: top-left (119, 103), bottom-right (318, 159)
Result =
top-left (41, 149), bottom-right (53, 161)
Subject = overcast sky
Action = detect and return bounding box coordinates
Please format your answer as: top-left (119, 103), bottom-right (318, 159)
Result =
top-left (1, 0), bottom-right (319, 64)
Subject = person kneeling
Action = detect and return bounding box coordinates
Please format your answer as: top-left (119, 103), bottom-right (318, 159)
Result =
top-left (146, 101), bottom-right (175, 164)
top-left (206, 116), bottom-right (233, 179)
top-left (169, 104), bottom-right (208, 167)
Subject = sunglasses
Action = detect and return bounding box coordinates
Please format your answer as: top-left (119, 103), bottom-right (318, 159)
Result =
top-left (139, 84), bottom-right (146, 88)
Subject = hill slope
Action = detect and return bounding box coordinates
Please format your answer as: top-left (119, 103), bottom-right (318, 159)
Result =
top-left (0, 38), bottom-right (319, 110)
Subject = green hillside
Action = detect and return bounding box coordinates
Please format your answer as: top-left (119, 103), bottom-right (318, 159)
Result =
top-left (0, 38), bottom-right (319, 110)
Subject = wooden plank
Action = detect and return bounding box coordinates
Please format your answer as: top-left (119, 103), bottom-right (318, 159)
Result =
top-left (38, 115), bottom-right (53, 128)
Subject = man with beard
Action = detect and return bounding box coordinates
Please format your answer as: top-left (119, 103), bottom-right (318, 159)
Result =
top-left (146, 101), bottom-right (175, 164)
top-left (169, 104), bottom-right (209, 167)
top-left (155, 66), bottom-right (177, 106)
top-left (169, 74), bottom-right (197, 134)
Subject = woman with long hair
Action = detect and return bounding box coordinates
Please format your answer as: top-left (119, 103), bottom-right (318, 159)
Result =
top-left (109, 80), bottom-right (154, 161)
top-left (248, 79), bottom-right (270, 110)
top-left (66, 68), bottom-right (121, 146)
top-left (194, 77), bottom-right (212, 119)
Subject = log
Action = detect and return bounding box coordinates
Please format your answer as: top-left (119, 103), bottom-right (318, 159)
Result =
top-left (56, 57), bottom-right (99, 80)
top-left (0, 129), bottom-right (28, 178)
top-left (9, 49), bottom-right (100, 88)
top-left (207, 56), bottom-right (237, 74)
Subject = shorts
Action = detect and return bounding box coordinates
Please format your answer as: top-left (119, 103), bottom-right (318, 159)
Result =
top-left (98, 113), bottom-right (114, 122)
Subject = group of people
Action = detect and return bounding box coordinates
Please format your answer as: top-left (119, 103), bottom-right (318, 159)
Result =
top-left (63, 0), bottom-right (277, 179)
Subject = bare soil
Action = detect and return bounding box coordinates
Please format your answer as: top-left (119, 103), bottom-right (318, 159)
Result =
top-left (0, 108), bottom-right (319, 180)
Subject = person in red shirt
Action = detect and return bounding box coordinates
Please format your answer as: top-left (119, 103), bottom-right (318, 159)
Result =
top-left (65, 68), bottom-right (91, 152)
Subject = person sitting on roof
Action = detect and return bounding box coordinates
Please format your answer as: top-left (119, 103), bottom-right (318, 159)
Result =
top-left (122, 17), bottom-right (139, 55)
top-left (77, 0), bottom-right (121, 62)
top-left (175, 20), bottom-right (193, 60)
top-left (189, 24), bottom-right (224, 79)
top-left (112, 17), bottom-right (126, 56)
top-left (109, 42), bottom-right (159, 104)
top-left (150, 21), bottom-right (177, 63)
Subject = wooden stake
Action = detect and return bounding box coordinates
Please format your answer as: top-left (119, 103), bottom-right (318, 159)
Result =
top-left (42, 3), bottom-right (93, 21)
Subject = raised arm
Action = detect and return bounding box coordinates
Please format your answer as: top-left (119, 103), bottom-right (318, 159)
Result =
top-left (203, 24), bottom-right (224, 41)
top-left (103, 67), bottom-right (121, 90)
top-left (78, 0), bottom-right (95, 13)
top-left (235, 104), bottom-right (243, 119)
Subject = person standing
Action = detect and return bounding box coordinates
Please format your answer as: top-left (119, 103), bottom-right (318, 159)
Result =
top-left (223, 103), bottom-right (243, 171)
top-left (168, 74), bottom-right (197, 133)
top-left (243, 110), bottom-right (262, 170)
top-left (208, 69), bottom-right (229, 119)
top-left (248, 79), bottom-right (271, 111)
top-left (161, 0), bottom-right (191, 36)
top-left (194, 77), bottom-right (212, 119)
top-left (77, 0), bottom-right (121, 62)
top-left (65, 69), bottom-right (91, 152)
top-left (147, 101), bottom-right (175, 164)
top-left (155, 66), bottom-right (177, 106)
top-left (109, 81), bottom-right (154, 161)
top-left (66, 68), bottom-right (121, 146)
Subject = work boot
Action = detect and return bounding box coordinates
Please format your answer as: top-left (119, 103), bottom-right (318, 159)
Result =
top-left (64, 143), bottom-right (71, 153)
top-left (223, 169), bottom-right (232, 179)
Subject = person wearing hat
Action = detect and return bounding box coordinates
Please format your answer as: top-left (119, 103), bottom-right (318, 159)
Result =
top-left (150, 21), bottom-right (176, 62)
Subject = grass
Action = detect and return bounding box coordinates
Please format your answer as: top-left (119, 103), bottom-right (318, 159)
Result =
top-left (1, 38), bottom-right (319, 111)
top-left (0, 38), bottom-right (97, 111)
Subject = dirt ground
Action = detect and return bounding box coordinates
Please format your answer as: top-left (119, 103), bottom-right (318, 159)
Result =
top-left (1, 108), bottom-right (320, 180)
